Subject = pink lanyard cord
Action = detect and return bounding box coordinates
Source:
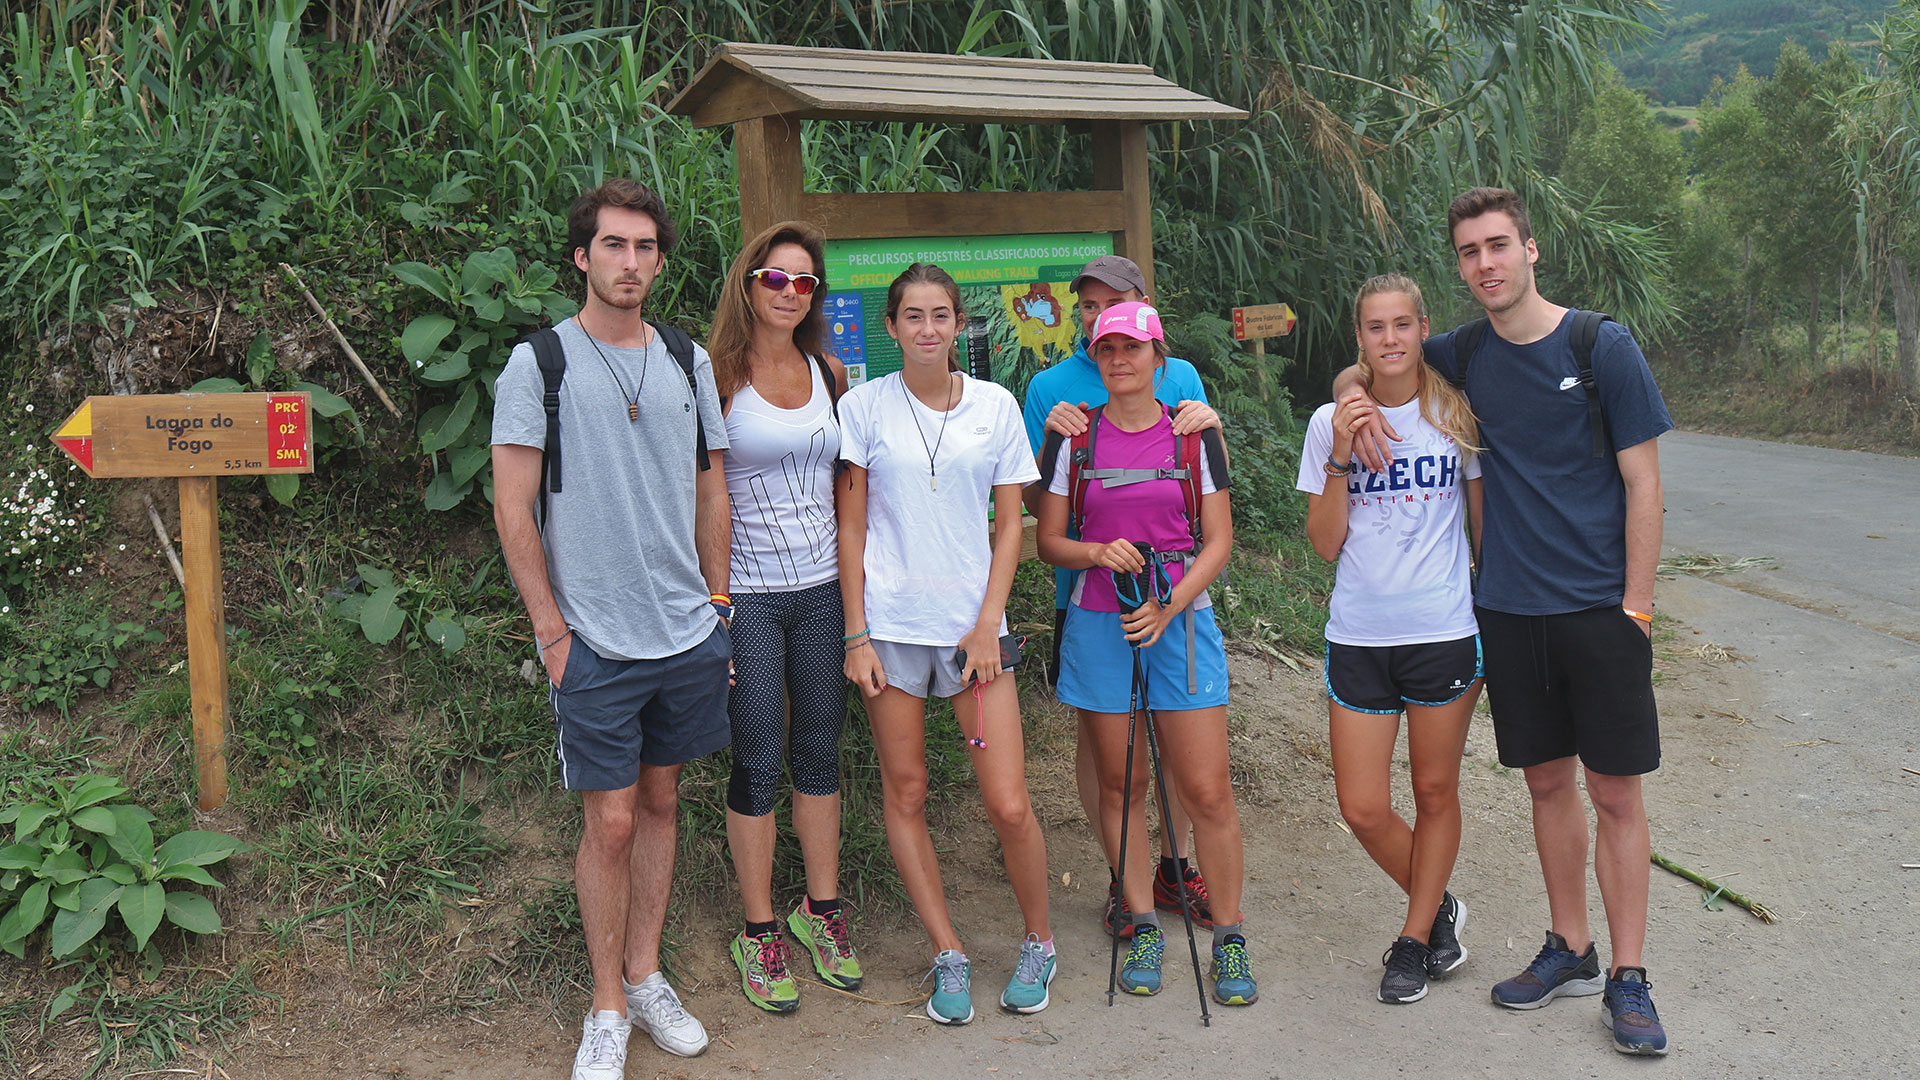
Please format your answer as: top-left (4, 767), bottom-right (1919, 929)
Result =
top-left (964, 680), bottom-right (988, 749)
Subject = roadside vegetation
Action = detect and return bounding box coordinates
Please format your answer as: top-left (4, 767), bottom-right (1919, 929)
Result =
top-left (1, 0), bottom-right (1914, 1073)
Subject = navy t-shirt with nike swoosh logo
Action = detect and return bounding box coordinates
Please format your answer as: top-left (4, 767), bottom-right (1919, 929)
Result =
top-left (1422, 312), bottom-right (1673, 616)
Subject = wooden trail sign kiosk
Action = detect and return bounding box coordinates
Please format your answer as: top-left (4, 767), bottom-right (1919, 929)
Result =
top-left (51, 393), bottom-right (315, 809)
top-left (667, 42), bottom-right (1246, 306)
top-left (668, 44), bottom-right (1245, 555)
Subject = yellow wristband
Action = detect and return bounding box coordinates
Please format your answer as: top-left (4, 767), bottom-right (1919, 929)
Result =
top-left (1622, 607), bottom-right (1653, 624)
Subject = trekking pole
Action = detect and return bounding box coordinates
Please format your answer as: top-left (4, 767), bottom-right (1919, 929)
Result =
top-left (1106, 639), bottom-right (1143, 1005)
top-left (1127, 542), bottom-right (1210, 1026)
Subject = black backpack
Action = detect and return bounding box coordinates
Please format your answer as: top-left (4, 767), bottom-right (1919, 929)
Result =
top-left (1449, 309), bottom-right (1614, 459)
top-left (527, 320), bottom-right (709, 525)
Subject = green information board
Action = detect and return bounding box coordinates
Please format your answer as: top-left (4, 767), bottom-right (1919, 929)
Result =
top-left (821, 233), bottom-right (1113, 387)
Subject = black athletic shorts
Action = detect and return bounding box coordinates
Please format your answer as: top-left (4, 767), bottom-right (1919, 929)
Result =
top-left (1324, 634), bottom-right (1481, 715)
top-left (1476, 605), bottom-right (1660, 776)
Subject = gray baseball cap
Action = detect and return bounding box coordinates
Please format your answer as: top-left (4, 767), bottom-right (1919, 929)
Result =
top-left (1071, 254), bottom-right (1148, 298)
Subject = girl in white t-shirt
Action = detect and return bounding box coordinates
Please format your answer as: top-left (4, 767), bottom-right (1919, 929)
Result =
top-left (837, 263), bottom-right (1053, 1025)
top-left (1297, 273), bottom-right (1485, 1006)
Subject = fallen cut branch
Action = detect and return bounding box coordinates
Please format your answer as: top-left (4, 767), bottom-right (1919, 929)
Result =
top-left (1652, 851), bottom-right (1778, 924)
top-left (278, 261), bottom-right (402, 419)
top-left (142, 493), bottom-right (186, 588)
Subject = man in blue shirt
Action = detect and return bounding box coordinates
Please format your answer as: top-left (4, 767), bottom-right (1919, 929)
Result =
top-left (1340, 188), bottom-right (1671, 1055)
top-left (1021, 254), bottom-right (1222, 939)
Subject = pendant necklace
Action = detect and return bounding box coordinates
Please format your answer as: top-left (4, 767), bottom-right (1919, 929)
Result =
top-left (901, 371), bottom-right (956, 491)
top-left (576, 318), bottom-right (647, 421)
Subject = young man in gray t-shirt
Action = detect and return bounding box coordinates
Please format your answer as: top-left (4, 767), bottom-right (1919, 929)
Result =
top-left (491, 179), bottom-right (731, 1078)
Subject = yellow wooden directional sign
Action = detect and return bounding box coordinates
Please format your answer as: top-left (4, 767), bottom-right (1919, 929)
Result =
top-left (51, 393), bottom-right (314, 479)
top-left (1231, 302), bottom-right (1297, 340)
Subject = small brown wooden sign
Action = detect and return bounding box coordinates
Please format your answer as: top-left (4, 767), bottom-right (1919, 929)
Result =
top-left (50, 393), bottom-right (314, 479)
top-left (47, 391), bottom-right (317, 810)
top-left (1230, 302), bottom-right (1297, 341)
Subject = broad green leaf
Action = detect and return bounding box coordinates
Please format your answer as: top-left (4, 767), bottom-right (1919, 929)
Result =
top-left (155, 864), bottom-right (219, 888)
top-left (69, 806), bottom-right (117, 836)
top-left (155, 831), bottom-right (244, 868)
top-left (448, 444), bottom-right (490, 486)
top-left (164, 891), bottom-right (222, 936)
top-left (118, 882), bottom-right (165, 950)
top-left (12, 804), bottom-right (56, 837)
top-left (188, 377), bottom-right (246, 394)
top-left (359, 585), bottom-right (405, 645)
top-left (419, 384), bottom-right (478, 455)
top-left (424, 615), bottom-right (466, 653)
top-left (98, 863), bottom-right (136, 885)
top-left (245, 332), bottom-right (275, 388)
top-left (47, 981), bottom-right (80, 1019)
top-left (461, 247), bottom-right (516, 291)
top-left (418, 353), bottom-right (472, 384)
top-left (0, 880), bottom-right (51, 944)
top-left (0, 842), bottom-right (42, 869)
top-left (357, 563), bottom-right (395, 589)
top-left (50, 881), bottom-right (80, 911)
top-left (265, 473), bottom-right (299, 506)
top-left (470, 296), bottom-right (505, 323)
top-left (50, 878), bottom-right (122, 957)
top-left (68, 775), bottom-right (128, 809)
top-left (422, 472), bottom-right (472, 512)
top-left (41, 850), bottom-right (88, 885)
top-left (401, 314), bottom-right (456, 367)
top-left (291, 381), bottom-right (357, 423)
top-left (105, 806), bottom-right (154, 865)
top-left (389, 261), bottom-right (451, 303)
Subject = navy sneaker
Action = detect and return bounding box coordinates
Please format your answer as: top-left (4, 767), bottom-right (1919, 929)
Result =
top-left (1378, 936), bottom-right (1432, 1004)
top-left (1491, 931), bottom-right (1604, 1010)
top-left (1601, 967), bottom-right (1669, 1055)
top-left (1426, 892), bottom-right (1467, 977)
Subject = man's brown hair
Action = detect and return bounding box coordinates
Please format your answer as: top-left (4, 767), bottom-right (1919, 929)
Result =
top-left (1447, 186), bottom-right (1532, 245)
top-left (567, 178), bottom-right (679, 263)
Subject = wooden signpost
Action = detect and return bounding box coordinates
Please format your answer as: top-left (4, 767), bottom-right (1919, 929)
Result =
top-left (51, 393), bottom-right (315, 809)
top-left (1231, 302), bottom-right (1297, 401)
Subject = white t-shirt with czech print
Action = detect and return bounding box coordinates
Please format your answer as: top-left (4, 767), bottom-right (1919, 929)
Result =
top-left (1296, 398), bottom-right (1481, 647)
top-left (838, 371), bottom-right (1040, 647)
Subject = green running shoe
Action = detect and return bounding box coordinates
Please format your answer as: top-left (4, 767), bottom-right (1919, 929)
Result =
top-left (999, 934), bottom-right (1057, 1013)
top-left (920, 949), bottom-right (974, 1025)
top-left (1119, 923), bottom-right (1165, 995)
top-left (1211, 934), bottom-right (1258, 1005)
top-left (787, 900), bottom-right (864, 991)
top-left (729, 929), bottom-right (799, 1013)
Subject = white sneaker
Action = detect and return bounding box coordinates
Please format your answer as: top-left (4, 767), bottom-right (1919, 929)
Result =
top-left (624, 971), bottom-right (710, 1057)
top-left (570, 1010), bottom-right (630, 1080)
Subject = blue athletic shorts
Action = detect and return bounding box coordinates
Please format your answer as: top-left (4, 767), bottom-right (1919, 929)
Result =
top-left (1056, 604), bottom-right (1230, 714)
top-left (549, 624), bottom-right (732, 789)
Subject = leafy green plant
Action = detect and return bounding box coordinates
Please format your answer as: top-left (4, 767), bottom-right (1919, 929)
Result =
top-left (0, 614), bottom-right (162, 717)
top-left (390, 247), bottom-right (577, 511)
top-left (0, 774), bottom-right (243, 964)
top-left (323, 561), bottom-right (476, 652)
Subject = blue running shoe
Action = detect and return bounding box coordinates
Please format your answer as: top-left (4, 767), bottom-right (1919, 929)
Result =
top-left (1492, 931), bottom-right (1604, 1010)
top-left (1210, 934), bottom-right (1258, 1005)
top-left (1601, 967), bottom-right (1669, 1055)
top-left (1119, 924), bottom-right (1164, 995)
top-left (1000, 934), bottom-right (1057, 1013)
top-left (920, 949), bottom-right (973, 1025)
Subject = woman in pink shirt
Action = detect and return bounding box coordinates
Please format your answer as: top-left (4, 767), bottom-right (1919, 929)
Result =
top-left (1034, 302), bottom-right (1255, 1006)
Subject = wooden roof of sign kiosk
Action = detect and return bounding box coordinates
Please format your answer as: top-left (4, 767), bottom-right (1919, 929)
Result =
top-left (667, 43), bottom-right (1247, 296)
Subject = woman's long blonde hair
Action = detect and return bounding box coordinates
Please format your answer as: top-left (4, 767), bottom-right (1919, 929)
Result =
top-left (1353, 274), bottom-right (1480, 455)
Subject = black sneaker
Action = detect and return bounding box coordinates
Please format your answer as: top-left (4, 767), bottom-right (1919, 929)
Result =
top-left (1426, 892), bottom-right (1467, 978)
top-left (1491, 931), bottom-right (1604, 1010)
top-left (1601, 967), bottom-right (1669, 1055)
top-left (1378, 936), bottom-right (1432, 1004)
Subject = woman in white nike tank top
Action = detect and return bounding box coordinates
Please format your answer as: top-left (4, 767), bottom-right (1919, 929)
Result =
top-left (707, 222), bottom-right (860, 1010)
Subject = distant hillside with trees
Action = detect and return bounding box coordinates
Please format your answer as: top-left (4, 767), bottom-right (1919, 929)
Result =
top-left (1613, 0), bottom-right (1893, 104)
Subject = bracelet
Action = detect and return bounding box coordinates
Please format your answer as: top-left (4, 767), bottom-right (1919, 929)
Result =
top-left (1622, 607), bottom-right (1653, 624)
top-left (843, 628), bottom-right (871, 651)
top-left (1325, 453), bottom-right (1355, 474)
top-left (538, 627), bottom-right (573, 652)
top-left (709, 593), bottom-right (731, 605)
top-left (841, 628), bottom-right (869, 642)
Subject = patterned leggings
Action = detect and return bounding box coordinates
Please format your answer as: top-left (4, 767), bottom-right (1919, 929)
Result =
top-left (726, 579), bottom-right (850, 817)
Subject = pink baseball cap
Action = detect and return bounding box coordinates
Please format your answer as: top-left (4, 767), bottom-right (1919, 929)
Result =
top-left (1090, 301), bottom-right (1164, 344)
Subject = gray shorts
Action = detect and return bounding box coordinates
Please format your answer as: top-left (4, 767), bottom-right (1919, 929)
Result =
top-left (550, 624), bottom-right (732, 789)
top-left (870, 638), bottom-right (968, 700)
